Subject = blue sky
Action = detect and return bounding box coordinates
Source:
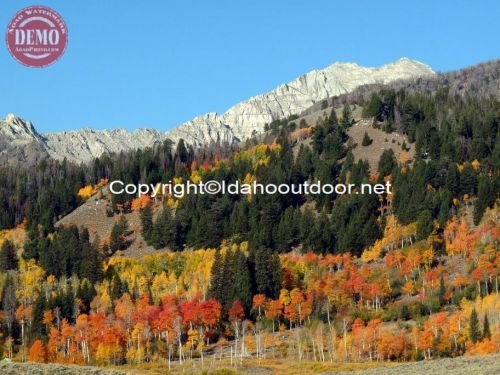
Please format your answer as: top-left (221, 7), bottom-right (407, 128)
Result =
top-left (1, 0), bottom-right (499, 133)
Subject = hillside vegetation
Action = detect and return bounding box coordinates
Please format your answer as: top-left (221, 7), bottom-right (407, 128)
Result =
top-left (0, 70), bottom-right (498, 372)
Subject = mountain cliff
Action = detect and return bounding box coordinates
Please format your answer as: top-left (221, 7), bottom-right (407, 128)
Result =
top-left (167, 58), bottom-right (434, 144)
top-left (1, 58), bottom-right (434, 164)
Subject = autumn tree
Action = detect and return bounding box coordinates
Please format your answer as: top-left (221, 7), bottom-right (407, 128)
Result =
top-left (28, 339), bottom-right (48, 363)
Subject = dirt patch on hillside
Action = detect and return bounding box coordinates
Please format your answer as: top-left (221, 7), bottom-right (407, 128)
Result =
top-left (56, 187), bottom-right (159, 258)
top-left (347, 120), bottom-right (414, 170)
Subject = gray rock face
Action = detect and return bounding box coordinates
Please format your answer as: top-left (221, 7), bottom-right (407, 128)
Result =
top-left (0, 114), bottom-right (50, 166)
top-left (43, 128), bottom-right (167, 163)
top-left (167, 58), bottom-right (435, 144)
top-left (0, 58), bottom-right (434, 165)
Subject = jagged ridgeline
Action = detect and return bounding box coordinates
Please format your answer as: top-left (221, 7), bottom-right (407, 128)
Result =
top-left (0, 60), bottom-right (497, 240)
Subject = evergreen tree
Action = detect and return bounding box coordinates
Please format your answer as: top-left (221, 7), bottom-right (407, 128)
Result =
top-left (1, 274), bottom-right (16, 335)
top-left (400, 305), bottom-right (411, 321)
top-left (341, 104), bottom-right (353, 127)
top-left (110, 216), bottom-right (129, 252)
top-left (252, 247), bottom-right (282, 299)
top-left (469, 308), bottom-right (481, 343)
top-left (361, 132), bottom-right (373, 146)
top-left (474, 175), bottom-right (493, 225)
top-left (0, 240), bottom-right (18, 271)
top-left (111, 275), bottom-right (124, 301)
top-left (231, 249), bottom-right (252, 312)
top-left (23, 227), bottom-right (39, 260)
top-left (219, 249), bottom-right (235, 310)
top-left (378, 149), bottom-right (396, 177)
top-left (483, 314), bottom-right (491, 340)
top-left (416, 210), bottom-right (433, 241)
top-left (438, 275), bottom-right (446, 306)
top-left (208, 249), bottom-right (224, 302)
top-left (140, 203), bottom-right (154, 243)
top-left (80, 235), bottom-right (103, 283)
top-left (31, 292), bottom-right (47, 339)
top-left (151, 206), bottom-right (173, 249)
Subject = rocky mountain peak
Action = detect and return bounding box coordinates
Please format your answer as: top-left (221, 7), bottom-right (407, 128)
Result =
top-left (1, 113), bottom-right (45, 144)
top-left (1, 58), bottom-right (435, 165)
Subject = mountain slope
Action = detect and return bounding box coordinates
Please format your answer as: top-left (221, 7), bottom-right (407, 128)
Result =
top-left (167, 58), bottom-right (434, 144)
top-left (0, 114), bottom-right (50, 166)
top-left (1, 58), bottom-right (434, 164)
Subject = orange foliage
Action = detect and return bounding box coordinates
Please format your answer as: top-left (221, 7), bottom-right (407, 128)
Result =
top-left (131, 195), bottom-right (151, 211)
top-left (28, 339), bottom-right (48, 363)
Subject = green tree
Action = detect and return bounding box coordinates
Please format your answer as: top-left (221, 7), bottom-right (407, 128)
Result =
top-left (208, 249), bottom-right (224, 303)
top-left (416, 210), bottom-right (433, 241)
top-left (483, 314), bottom-right (491, 340)
top-left (469, 308), bottom-right (481, 343)
top-left (110, 216), bottom-right (129, 252)
top-left (231, 249), bottom-right (252, 312)
top-left (474, 175), bottom-right (493, 225)
top-left (438, 275), bottom-right (446, 306)
top-left (378, 149), bottom-right (396, 177)
top-left (252, 247), bottom-right (282, 299)
top-left (361, 132), bottom-right (372, 146)
top-left (0, 240), bottom-right (18, 271)
top-left (140, 203), bottom-right (154, 243)
top-left (341, 105), bottom-right (353, 127)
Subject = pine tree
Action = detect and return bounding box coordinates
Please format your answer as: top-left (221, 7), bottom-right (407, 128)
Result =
top-left (140, 203), bottom-right (154, 244)
top-left (469, 308), bottom-right (481, 343)
top-left (438, 275), bottom-right (446, 306)
top-left (151, 206), bottom-right (173, 249)
top-left (377, 149), bottom-right (396, 177)
top-left (361, 132), bottom-right (372, 146)
top-left (0, 240), bottom-right (18, 271)
top-left (110, 216), bottom-right (128, 252)
top-left (252, 247), bottom-right (282, 299)
top-left (2, 274), bottom-right (16, 335)
top-left (31, 292), bottom-right (47, 339)
top-left (341, 104), bottom-right (352, 128)
top-left (416, 210), bottom-right (433, 241)
top-left (208, 249), bottom-right (224, 302)
top-left (219, 249), bottom-right (235, 310)
top-left (111, 275), bottom-right (124, 301)
top-left (400, 305), bottom-right (410, 321)
top-left (231, 249), bottom-right (252, 312)
top-left (483, 314), bottom-right (491, 340)
top-left (474, 175), bottom-right (493, 225)
top-left (23, 227), bottom-right (39, 260)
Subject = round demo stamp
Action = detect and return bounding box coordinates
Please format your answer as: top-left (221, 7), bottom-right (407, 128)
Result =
top-left (6, 5), bottom-right (68, 68)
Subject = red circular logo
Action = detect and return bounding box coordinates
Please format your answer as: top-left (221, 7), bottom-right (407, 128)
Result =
top-left (6, 6), bottom-right (68, 68)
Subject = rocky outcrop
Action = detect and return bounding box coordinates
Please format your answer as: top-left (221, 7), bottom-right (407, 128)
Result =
top-left (44, 128), bottom-right (167, 162)
top-left (167, 58), bottom-right (435, 143)
top-left (0, 114), bottom-right (50, 166)
top-left (1, 58), bottom-right (434, 165)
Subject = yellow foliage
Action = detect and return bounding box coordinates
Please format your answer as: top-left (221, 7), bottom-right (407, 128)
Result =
top-left (16, 259), bottom-right (45, 303)
top-left (361, 240), bottom-right (383, 263)
top-left (399, 151), bottom-right (411, 164)
top-left (0, 225), bottom-right (26, 248)
top-left (190, 170), bottom-right (202, 184)
top-left (77, 178), bottom-right (108, 199)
